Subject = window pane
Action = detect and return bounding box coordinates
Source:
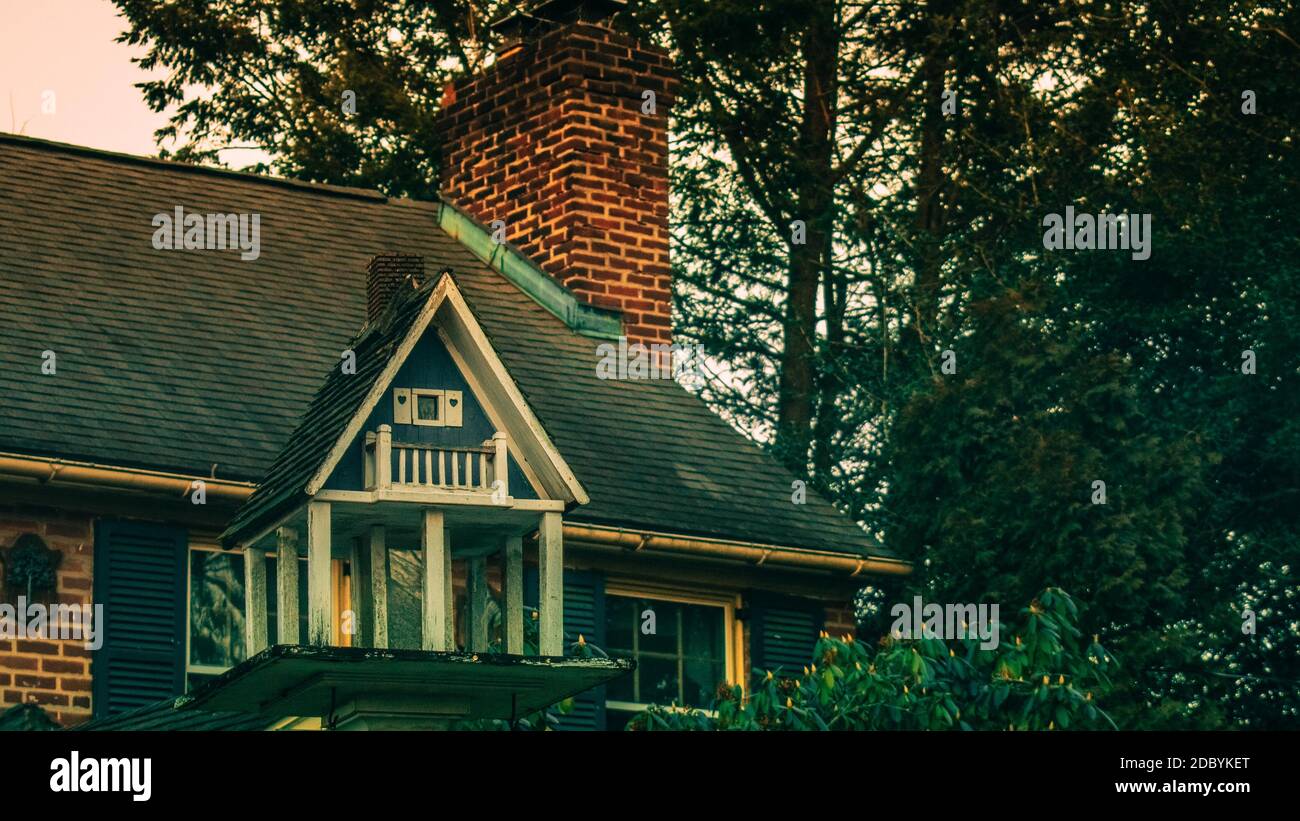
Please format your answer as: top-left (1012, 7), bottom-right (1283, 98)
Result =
top-left (605, 594), bottom-right (729, 711)
top-left (606, 595), bottom-right (635, 653)
top-left (416, 394), bottom-right (440, 421)
top-left (636, 599), bottom-right (679, 655)
top-left (189, 550), bottom-right (246, 667)
top-left (638, 655), bottom-right (680, 705)
top-left (682, 604), bottom-right (725, 660)
top-left (683, 659), bottom-right (726, 707)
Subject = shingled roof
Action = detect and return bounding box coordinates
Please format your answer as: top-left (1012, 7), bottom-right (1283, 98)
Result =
top-left (219, 272), bottom-right (436, 544)
top-left (0, 133), bottom-right (892, 559)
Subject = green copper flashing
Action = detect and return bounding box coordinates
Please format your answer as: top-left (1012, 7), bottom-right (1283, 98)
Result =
top-left (437, 200), bottom-right (624, 341)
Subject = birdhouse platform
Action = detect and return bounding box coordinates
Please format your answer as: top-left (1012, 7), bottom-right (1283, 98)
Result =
top-left (177, 644), bottom-right (633, 730)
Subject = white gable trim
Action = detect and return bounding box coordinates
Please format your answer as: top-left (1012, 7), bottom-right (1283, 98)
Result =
top-left (433, 280), bottom-right (589, 505)
top-left (303, 273), bottom-right (587, 505)
top-left (434, 325), bottom-right (550, 498)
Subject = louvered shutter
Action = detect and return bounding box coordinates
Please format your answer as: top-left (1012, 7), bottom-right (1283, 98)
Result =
top-left (91, 520), bottom-right (187, 717)
top-left (748, 594), bottom-right (824, 679)
top-left (524, 566), bottom-right (607, 730)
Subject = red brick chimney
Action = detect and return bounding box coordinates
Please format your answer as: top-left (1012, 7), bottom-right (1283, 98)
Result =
top-left (438, 0), bottom-right (677, 345)
top-left (366, 253), bottom-right (424, 324)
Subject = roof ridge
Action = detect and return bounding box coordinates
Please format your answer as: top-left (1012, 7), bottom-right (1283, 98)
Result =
top-left (0, 132), bottom-right (626, 340)
top-left (0, 131), bottom-right (388, 203)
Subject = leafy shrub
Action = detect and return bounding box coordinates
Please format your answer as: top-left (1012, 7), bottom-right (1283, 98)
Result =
top-left (628, 588), bottom-right (1116, 731)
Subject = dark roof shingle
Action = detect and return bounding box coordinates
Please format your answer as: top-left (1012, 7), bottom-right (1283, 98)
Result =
top-left (0, 134), bottom-right (889, 558)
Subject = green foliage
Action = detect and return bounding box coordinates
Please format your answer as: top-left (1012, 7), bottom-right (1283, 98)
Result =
top-left (112, 0), bottom-right (514, 197)
top-left (451, 606), bottom-right (595, 731)
top-left (629, 588), bottom-right (1116, 731)
top-left (115, 0), bottom-right (1300, 727)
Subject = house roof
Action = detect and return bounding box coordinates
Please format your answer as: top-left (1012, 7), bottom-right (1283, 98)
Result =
top-left (224, 270), bottom-right (592, 543)
top-left (0, 133), bottom-right (892, 559)
top-left (219, 273), bottom-right (432, 543)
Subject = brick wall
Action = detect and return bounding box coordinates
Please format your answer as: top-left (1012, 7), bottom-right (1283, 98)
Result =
top-left (0, 507), bottom-right (94, 726)
top-left (823, 604), bottom-right (859, 641)
top-left (439, 20), bottom-right (678, 346)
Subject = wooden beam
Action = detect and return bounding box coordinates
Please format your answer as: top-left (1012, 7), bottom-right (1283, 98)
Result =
top-left (503, 535), bottom-right (524, 655)
top-left (369, 525), bottom-right (389, 649)
top-left (467, 555), bottom-right (489, 652)
top-left (307, 501), bottom-right (332, 646)
top-left (492, 432), bottom-right (509, 499)
top-left (421, 509), bottom-right (449, 651)
top-left (443, 541), bottom-right (455, 650)
top-left (538, 511), bottom-right (563, 656)
top-left (375, 424), bottom-right (393, 489)
top-left (349, 536), bottom-right (372, 648)
top-left (276, 526), bottom-right (300, 645)
top-left (244, 546), bottom-right (267, 656)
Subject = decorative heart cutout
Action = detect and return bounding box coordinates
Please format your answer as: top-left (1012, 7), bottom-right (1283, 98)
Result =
top-left (449, 398), bottom-right (458, 407)
top-left (396, 394), bottom-right (407, 404)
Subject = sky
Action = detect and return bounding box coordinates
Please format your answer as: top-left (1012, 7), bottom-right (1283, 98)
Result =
top-left (0, 0), bottom-right (266, 165)
top-left (0, 0), bottom-right (173, 156)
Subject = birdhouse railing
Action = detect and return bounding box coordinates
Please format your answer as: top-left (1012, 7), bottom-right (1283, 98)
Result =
top-left (363, 425), bottom-right (508, 496)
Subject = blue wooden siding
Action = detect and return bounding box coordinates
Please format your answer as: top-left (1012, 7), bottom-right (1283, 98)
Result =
top-left (524, 566), bottom-right (608, 731)
top-left (323, 327), bottom-right (538, 498)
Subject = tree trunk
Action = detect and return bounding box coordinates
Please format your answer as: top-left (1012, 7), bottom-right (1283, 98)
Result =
top-left (912, 1), bottom-right (951, 354)
top-left (776, 0), bottom-right (839, 472)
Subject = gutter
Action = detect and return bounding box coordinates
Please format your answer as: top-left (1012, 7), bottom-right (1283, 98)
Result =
top-left (0, 452), bottom-right (254, 502)
top-left (564, 522), bottom-right (912, 577)
top-left (0, 452), bottom-right (911, 577)
top-left (436, 199), bottom-right (624, 340)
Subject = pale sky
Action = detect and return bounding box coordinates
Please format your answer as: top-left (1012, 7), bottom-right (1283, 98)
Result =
top-left (0, 0), bottom-right (265, 165)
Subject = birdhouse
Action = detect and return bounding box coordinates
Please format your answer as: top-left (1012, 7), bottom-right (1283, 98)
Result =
top-left (188, 262), bottom-right (629, 729)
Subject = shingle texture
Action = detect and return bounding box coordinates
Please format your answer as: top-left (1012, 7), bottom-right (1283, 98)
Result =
top-left (0, 134), bottom-right (889, 558)
top-left (222, 275), bottom-right (432, 543)
top-left (72, 698), bottom-right (273, 731)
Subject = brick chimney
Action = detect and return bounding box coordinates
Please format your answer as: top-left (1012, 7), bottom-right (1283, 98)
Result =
top-left (366, 253), bottom-right (424, 324)
top-left (438, 0), bottom-right (677, 345)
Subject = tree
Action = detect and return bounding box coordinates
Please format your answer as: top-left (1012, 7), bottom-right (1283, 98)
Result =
top-left (113, 0), bottom-right (511, 198)
top-left (629, 588), bottom-right (1117, 730)
top-left (114, 0), bottom-right (1300, 727)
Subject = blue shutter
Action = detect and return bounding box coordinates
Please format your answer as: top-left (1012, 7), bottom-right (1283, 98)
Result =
top-left (748, 594), bottom-right (824, 679)
top-left (91, 520), bottom-right (187, 717)
top-left (523, 566), bottom-right (607, 731)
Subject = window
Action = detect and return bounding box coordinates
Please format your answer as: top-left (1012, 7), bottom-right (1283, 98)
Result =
top-left (185, 545), bottom-right (308, 691)
top-left (603, 589), bottom-right (740, 731)
top-left (394, 387), bottom-right (463, 427)
top-left (413, 389), bottom-right (444, 424)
